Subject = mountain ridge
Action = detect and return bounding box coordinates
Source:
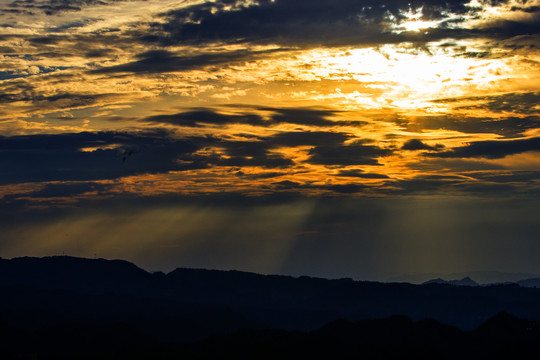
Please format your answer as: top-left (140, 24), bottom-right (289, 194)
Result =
top-left (388, 270), bottom-right (540, 285)
top-left (422, 276), bottom-right (480, 287)
top-left (3, 255), bottom-right (540, 336)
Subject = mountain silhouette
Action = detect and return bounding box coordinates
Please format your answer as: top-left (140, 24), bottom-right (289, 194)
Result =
top-left (389, 271), bottom-right (540, 284)
top-left (2, 255), bottom-right (540, 359)
top-left (423, 276), bottom-right (479, 287)
top-left (517, 277), bottom-right (540, 288)
top-left (0, 256), bottom-right (154, 294)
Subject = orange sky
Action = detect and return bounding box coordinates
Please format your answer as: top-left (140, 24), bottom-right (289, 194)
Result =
top-left (1, 0), bottom-right (539, 278)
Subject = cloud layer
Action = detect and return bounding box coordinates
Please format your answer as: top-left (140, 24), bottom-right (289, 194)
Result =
top-left (0, 0), bottom-right (539, 278)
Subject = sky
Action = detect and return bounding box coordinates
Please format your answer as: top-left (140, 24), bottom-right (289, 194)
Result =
top-left (1, 0), bottom-right (539, 281)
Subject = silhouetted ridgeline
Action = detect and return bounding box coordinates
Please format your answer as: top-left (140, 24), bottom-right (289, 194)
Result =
top-left (422, 276), bottom-right (480, 287)
top-left (2, 256), bottom-right (540, 359)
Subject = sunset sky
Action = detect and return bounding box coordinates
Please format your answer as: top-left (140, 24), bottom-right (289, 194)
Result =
top-left (1, 0), bottom-right (539, 280)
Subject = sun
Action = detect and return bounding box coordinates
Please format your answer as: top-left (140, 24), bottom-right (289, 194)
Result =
top-left (396, 6), bottom-right (441, 33)
top-left (401, 19), bottom-right (440, 32)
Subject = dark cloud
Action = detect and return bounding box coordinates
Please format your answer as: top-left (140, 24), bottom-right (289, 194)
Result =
top-left (85, 48), bottom-right (116, 58)
top-left (336, 169), bottom-right (389, 179)
top-left (0, 79), bottom-right (35, 104)
top-left (90, 48), bottom-right (284, 74)
top-left (46, 19), bottom-right (102, 33)
top-left (204, 139), bottom-right (294, 169)
top-left (268, 131), bottom-right (351, 147)
top-left (477, 16), bottom-right (540, 39)
top-left (209, 130), bottom-right (372, 169)
top-left (452, 182), bottom-right (518, 194)
top-left (397, 114), bottom-right (540, 138)
top-left (202, 131), bottom-right (351, 169)
top-left (470, 171), bottom-right (540, 184)
top-left (0, 186), bottom-right (310, 216)
top-left (458, 92), bottom-right (540, 115)
top-left (191, 130), bottom-right (357, 170)
top-left (150, 0), bottom-right (476, 47)
top-left (235, 171), bottom-right (287, 179)
top-left (0, 65), bottom-right (64, 81)
top-left (0, 45), bottom-right (16, 54)
top-left (134, 0), bottom-right (540, 49)
top-left (29, 36), bottom-right (60, 45)
top-left (510, 6), bottom-right (540, 13)
top-left (324, 183), bottom-right (367, 193)
top-left (0, 80), bottom-right (111, 109)
top-left (37, 92), bottom-right (110, 108)
top-left (402, 139), bottom-right (445, 151)
top-left (0, 130), bottom-right (200, 184)
top-left (273, 180), bottom-right (301, 188)
top-left (260, 107), bottom-right (364, 127)
top-left (434, 92), bottom-right (540, 115)
top-left (307, 141), bottom-right (393, 165)
top-left (26, 182), bottom-right (112, 198)
top-left (385, 174), bottom-right (467, 194)
top-left (273, 180), bottom-right (367, 194)
top-left (0, 128), bottom-right (375, 186)
top-left (407, 157), bottom-right (505, 172)
top-left (429, 137), bottom-right (540, 159)
top-left (13, 32), bottom-right (130, 61)
top-left (5, 0), bottom-right (134, 15)
top-left (142, 109), bottom-right (267, 127)
top-left (456, 51), bottom-right (494, 58)
top-left (388, 174), bottom-right (527, 196)
top-left (141, 107), bottom-right (364, 128)
top-left (0, 71), bottom-right (23, 81)
top-left (380, 172), bottom-right (539, 196)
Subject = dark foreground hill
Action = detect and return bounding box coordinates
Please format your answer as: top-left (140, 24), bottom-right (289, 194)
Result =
top-left (2, 256), bottom-right (540, 358)
top-left (2, 311), bottom-right (540, 359)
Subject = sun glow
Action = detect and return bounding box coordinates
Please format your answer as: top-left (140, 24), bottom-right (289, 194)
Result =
top-left (395, 6), bottom-right (442, 33)
top-left (291, 41), bottom-right (520, 112)
top-left (401, 19), bottom-right (439, 32)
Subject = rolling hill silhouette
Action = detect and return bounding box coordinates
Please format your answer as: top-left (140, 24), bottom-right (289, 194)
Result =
top-left (2, 256), bottom-right (540, 358)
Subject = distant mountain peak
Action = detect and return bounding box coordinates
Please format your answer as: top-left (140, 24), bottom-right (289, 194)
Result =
top-left (422, 278), bottom-right (447, 285)
top-left (517, 277), bottom-right (540, 288)
top-left (450, 277), bottom-right (479, 287)
top-left (422, 276), bottom-right (479, 287)
top-left (391, 271), bottom-right (540, 285)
